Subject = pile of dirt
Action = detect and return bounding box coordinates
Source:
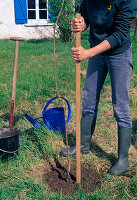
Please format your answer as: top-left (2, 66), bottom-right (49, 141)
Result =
top-left (44, 161), bottom-right (101, 196)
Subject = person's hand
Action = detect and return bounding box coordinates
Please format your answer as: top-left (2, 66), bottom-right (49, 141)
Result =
top-left (72, 40), bottom-right (112, 61)
top-left (72, 46), bottom-right (89, 61)
top-left (71, 17), bottom-right (85, 32)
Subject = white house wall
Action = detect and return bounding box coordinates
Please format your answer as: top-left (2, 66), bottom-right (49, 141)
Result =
top-left (0, 0), bottom-right (54, 39)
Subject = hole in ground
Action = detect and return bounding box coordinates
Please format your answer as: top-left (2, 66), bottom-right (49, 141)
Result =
top-left (44, 162), bottom-right (101, 196)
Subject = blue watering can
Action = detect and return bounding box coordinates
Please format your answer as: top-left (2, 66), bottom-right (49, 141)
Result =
top-left (25, 97), bottom-right (71, 135)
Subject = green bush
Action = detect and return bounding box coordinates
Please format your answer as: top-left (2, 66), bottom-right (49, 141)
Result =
top-left (49, 0), bottom-right (80, 42)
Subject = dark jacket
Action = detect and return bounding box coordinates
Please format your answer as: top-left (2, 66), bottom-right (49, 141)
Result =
top-left (79, 0), bottom-right (137, 55)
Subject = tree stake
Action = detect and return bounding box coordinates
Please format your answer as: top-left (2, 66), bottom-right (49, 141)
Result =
top-left (76, 13), bottom-right (81, 184)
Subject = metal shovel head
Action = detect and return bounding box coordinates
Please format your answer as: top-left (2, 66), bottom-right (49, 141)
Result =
top-left (0, 128), bottom-right (21, 153)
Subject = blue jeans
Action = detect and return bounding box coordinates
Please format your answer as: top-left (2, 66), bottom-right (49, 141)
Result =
top-left (82, 47), bottom-right (133, 128)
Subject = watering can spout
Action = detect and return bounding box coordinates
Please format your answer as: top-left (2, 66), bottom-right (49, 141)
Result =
top-left (24, 114), bottom-right (44, 129)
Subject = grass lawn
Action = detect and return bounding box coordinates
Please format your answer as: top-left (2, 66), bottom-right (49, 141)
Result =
top-left (0, 31), bottom-right (136, 199)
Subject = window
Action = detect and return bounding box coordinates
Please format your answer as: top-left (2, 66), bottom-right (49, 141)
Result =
top-left (27, 0), bottom-right (51, 26)
top-left (14, 0), bottom-right (54, 25)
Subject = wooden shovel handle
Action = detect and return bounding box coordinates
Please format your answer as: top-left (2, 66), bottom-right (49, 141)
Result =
top-left (76, 13), bottom-right (81, 184)
top-left (9, 40), bottom-right (19, 128)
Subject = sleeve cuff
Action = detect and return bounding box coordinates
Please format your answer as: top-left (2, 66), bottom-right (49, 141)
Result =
top-left (106, 35), bottom-right (119, 49)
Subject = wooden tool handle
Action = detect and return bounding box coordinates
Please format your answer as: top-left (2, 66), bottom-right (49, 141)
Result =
top-left (9, 40), bottom-right (19, 128)
top-left (10, 37), bottom-right (24, 41)
top-left (76, 13), bottom-right (81, 184)
top-left (12, 40), bottom-right (19, 101)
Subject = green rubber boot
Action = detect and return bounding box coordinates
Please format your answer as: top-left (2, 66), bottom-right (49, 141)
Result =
top-left (60, 116), bottom-right (96, 156)
top-left (110, 127), bottom-right (132, 175)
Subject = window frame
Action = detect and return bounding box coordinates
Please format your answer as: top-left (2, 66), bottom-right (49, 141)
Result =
top-left (26, 0), bottom-right (53, 26)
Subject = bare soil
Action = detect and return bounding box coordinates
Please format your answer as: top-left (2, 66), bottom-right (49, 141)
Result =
top-left (44, 161), bottom-right (101, 196)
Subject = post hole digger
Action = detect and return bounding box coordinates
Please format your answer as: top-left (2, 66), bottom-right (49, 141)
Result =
top-left (0, 37), bottom-right (24, 154)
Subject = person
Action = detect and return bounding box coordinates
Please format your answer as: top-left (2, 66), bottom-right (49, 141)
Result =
top-left (61, 0), bottom-right (137, 175)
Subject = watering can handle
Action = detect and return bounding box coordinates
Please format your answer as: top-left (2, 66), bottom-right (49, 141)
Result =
top-left (42, 97), bottom-right (71, 125)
